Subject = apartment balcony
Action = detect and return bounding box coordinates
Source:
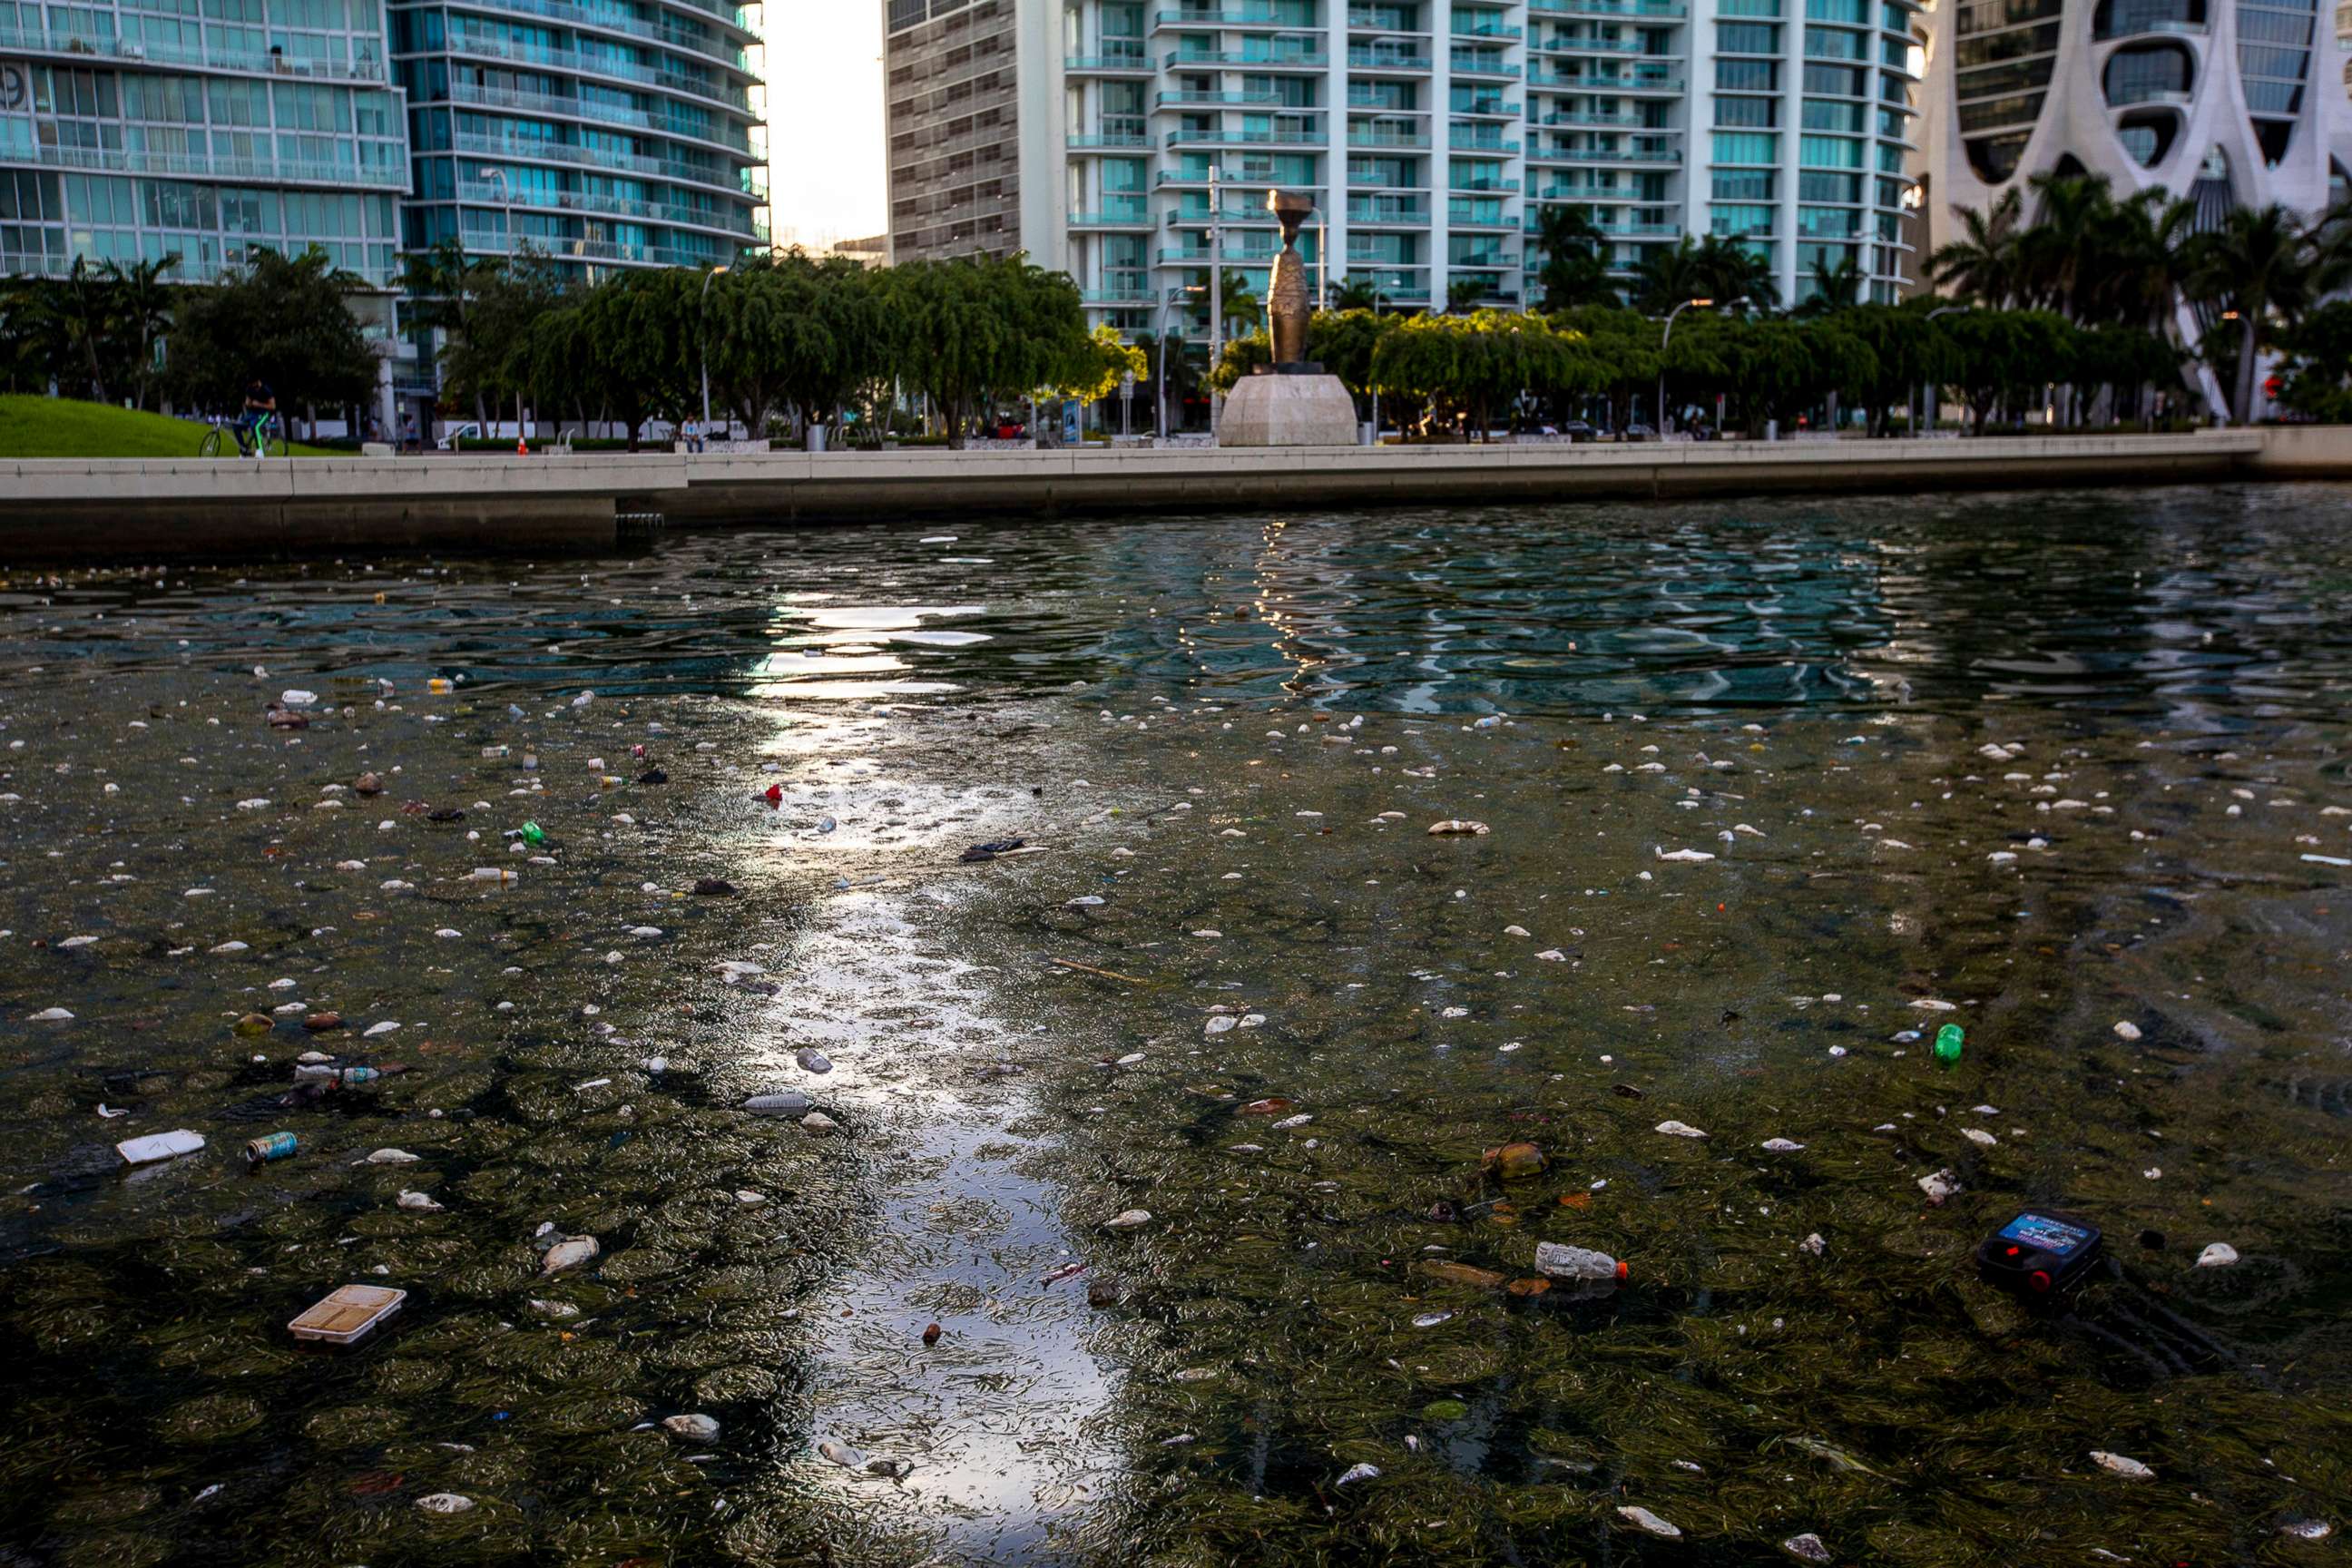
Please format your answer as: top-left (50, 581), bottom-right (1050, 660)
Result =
top-left (1066, 50), bottom-right (1155, 74)
top-left (1348, 198), bottom-right (1432, 223)
top-left (1348, 46), bottom-right (1433, 70)
top-left (1164, 47), bottom-right (1328, 67)
top-left (1446, 202), bottom-right (1516, 229)
top-left (1156, 245), bottom-right (1282, 265)
top-left (455, 129), bottom-right (752, 193)
top-left (1081, 284), bottom-right (1158, 305)
top-left (1156, 88), bottom-right (1287, 106)
top-left (1348, 126), bottom-right (1432, 148)
top-left (1530, 34), bottom-right (1674, 56)
top-left (1068, 132), bottom-right (1152, 150)
top-left (1529, 0), bottom-right (1686, 16)
top-left (445, 0), bottom-right (755, 68)
top-left (1453, 22), bottom-right (1524, 40)
top-left (1164, 125), bottom-right (1328, 148)
top-left (1588, 219), bottom-right (1680, 236)
top-left (1071, 205), bottom-right (1157, 230)
top-left (1152, 7), bottom-right (1324, 31)
top-left (1347, 90), bottom-right (1429, 110)
top-left (1347, 5), bottom-right (1429, 29)
top-left (1454, 99), bottom-right (1521, 118)
top-left (1529, 69), bottom-right (1684, 93)
top-left (446, 79), bottom-right (755, 157)
top-left (22, 140), bottom-right (408, 191)
top-left (1449, 52), bottom-right (1521, 77)
top-left (1450, 251), bottom-right (1519, 268)
top-left (1535, 109), bottom-right (1655, 128)
top-left (0, 22), bottom-right (389, 82)
top-left (1529, 185), bottom-right (1645, 203)
top-left (1449, 134), bottom-right (1521, 154)
top-left (455, 176), bottom-right (758, 238)
top-left (1527, 145), bottom-right (1682, 165)
top-left (1450, 174), bottom-right (1521, 191)
top-left (445, 32), bottom-right (752, 113)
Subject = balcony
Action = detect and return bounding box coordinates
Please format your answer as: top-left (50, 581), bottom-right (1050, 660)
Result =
top-left (1071, 204), bottom-right (1157, 229)
top-left (1454, 98), bottom-right (1521, 117)
top-left (1530, 69), bottom-right (1684, 92)
top-left (1068, 131), bottom-right (1153, 150)
top-left (1348, 198), bottom-right (1431, 222)
top-left (1454, 22), bottom-right (1524, 40)
top-left (1446, 201), bottom-right (1515, 228)
top-left (1450, 175), bottom-right (1521, 191)
top-left (1157, 88), bottom-right (1286, 105)
top-left (1531, 34), bottom-right (1667, 54)
top-left (1449, 251), bottom-right (1520, 268)
top-left (446, 78), bottom-right (755, 155)
top-left (1347, 5), bottom-right (1429, 28)
top-left (1067, 50), bottom-right (1155, 73)
top-left (1165, 125), bottom-right (1328, 147)
top-left (455, 129), bottom-right (751, 192)
top-left (1449, 52), bottom-right (1521, 76)
top-left (1450, 134), bottom-right (1522, 153)
top-left (1348, 126), bottom-right (1432, 148)
top-left (1536, 109), bottom-right (1653, 127)
top-left (1164, 47), bottom-right (1328, 66)
top-left (1156, 244), bottom-right (1282, 264)
top-left (446, 31), bottom-right (751, 113)
top-left (444, 0), bottom-right (755, 70)
top-left (1528, 144), bottom-right (1681, 164)
top-left (0, 23), bottom-right (389, 82)
top-left (1348, 46), bottom-right (1433, 69)
top-left (1153, 7), bottom-right (1324, 30)
top-left (455, 177), bottom-right (757, 238)
top-left (1081, 285), bottom-right (1158, 305)
top-left (23, 140), bottom-right (408, 191)
top-left (1530, 0), bottom-right (1686, 15)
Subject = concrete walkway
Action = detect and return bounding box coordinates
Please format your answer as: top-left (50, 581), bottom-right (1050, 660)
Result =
top-left (4, 427), bottom-right (2347, 559)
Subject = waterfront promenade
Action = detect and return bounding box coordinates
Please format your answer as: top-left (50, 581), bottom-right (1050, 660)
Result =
top-left (5, 426), bottom-right (2346, 558)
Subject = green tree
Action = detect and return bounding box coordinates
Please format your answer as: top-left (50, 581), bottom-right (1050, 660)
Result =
top-left (2184, 203), bottom-right (2314, 425)
top-left (881, 254), bottom-right (1093, 447)
top-left (438, 247), bottom-right (568, 436)
top-left (1532, 203), bottom-right (1615, 312)
top-left (2276, 298), bottom-right (2352, 421)
top-left (1329, 274), bottom-right (1381, 311)
top-left (1797, 251), bottom-right (1863, 317)
top-left (573, 267), bottom-right (695, 449)
top-left (1929, 187), bottom-right (2025, 308)
top-left (1944, 308), bottom-right (2075, 434)
top-left (169, 247), bottom-right (378, 431)
top-left (103, 255), bottom-right (180, 411)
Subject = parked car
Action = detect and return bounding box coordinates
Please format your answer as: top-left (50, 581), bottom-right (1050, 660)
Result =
top-left (436, 421), bottom-right (481, 450)
top-left (1559, 419), bottom-right (1597, 443)
top-left (1620, 421), bottom-right (1659, 442)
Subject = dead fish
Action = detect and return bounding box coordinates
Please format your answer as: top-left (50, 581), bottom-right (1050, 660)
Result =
top-left (1655, 1121), bottom-right (1708, 1139)
top-left (1103, 1209), bottom-right (1152, 1230)
top-left (1335, 1462), bottom-right (1381, 1487)
top-left (1653, 847), bottom-right (1716, 863)
top-left (818, 1439), bottom-right (864, 1469)
top-left (2089, 1450), bottom-right (2154, 1480)
top-left (1783, 1534), bottom-right (1832, 1563)
top-left (1426, 819), bottom-right (1490, 836)
top-left (1617, 1505), bottom-right (1681, 1538)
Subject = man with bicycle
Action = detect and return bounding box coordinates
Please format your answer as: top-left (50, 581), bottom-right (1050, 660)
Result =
top-left (237, 377), bottom-right (279, 457)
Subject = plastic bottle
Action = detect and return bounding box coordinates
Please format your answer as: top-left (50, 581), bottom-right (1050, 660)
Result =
top-left (468, 867), bottom-right (519, 885)
top-left (1934, 1024), bottom-right (1965, 1068)
top-left (427, 677), bottom-right (453, 694)
top-left (521, 821), bottom-right (545, 847)
top-left (338, 1066), bottom-right (382, 1087)
top-left (1534, 1241), bottom-right (1629, 1283)
top-left (245, 1131), bottom-right (298, 1166)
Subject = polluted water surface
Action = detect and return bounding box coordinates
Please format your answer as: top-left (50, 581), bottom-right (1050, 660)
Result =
top-left (0, 489), bottom-right (2348, 1565)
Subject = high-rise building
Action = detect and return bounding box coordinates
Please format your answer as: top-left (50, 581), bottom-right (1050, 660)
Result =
top-left (1922, 0), bottom-right (2352, 240)
top-left (387, 0), bottom-right (768, 276)
top-left (0, 2), bottom-right (410, 287)
top-left (881, 0), bottom-right (1926, 336)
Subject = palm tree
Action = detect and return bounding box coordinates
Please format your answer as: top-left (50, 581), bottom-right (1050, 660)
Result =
top-left (1693, 234), bottom-right (1779, 310)
top-left (2185, 203), bottom-right (2315, 425)
top-left (1532, 202), bottom-right (1615, 311)
top-left (2088, 190), bottom-right (2197, 331)
top-left (1632, 236), bottom-right (1708, 314)
top-left (1330, 274), bottom-right (1379, 311)
top-left (58, 257), bottom-right (118, 404)
top-left (1446, 275), bottom-right (1490, 315)
top-left (2015, 172), bottom-right (2113, 317)
top-left (1929, 187), bottom-right (2024, 308)
top-left (1215, 268), bottom-right (1260, 338)
top-left (102, 253), bottom-right (180, 411)
top-left (1798, 252), bottom-right (1863, 316)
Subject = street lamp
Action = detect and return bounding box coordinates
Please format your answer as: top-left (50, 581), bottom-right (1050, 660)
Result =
top-left (1658, 296), bottom-right (1742, 437)
top-left (699, 262), bottom-right (730, 436)
top-left (1155, 281), bottom-right (1206, 441)
top-left (477, 166), bottom-right (513, 254)
top-left (1920, 303), bottom-right (1966, 436)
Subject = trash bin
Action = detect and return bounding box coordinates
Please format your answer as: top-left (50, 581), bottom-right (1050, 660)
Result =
top-left (806, 425), bottom-right (828, 454)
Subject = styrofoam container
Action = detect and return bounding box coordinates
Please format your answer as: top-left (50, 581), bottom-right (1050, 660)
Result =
top-left (289, 1284), bottom-right (407, 1346)
top-left (116, 1130), bottom-right (205, 1164)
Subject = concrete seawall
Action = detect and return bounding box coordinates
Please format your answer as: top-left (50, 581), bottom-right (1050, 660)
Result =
top-left (5, 427), bottom-right (2348, 560)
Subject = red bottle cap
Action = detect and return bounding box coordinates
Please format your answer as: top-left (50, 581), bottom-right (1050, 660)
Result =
top-left (1614, 1259), bottom-right (1629, 1281)
top-left (763, 783), bottom-right (782, 805)
top-left (2029, 1269), bottom-right (2052, 1292)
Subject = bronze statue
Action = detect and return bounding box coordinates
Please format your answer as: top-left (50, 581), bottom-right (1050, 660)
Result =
top-left (1264, 189), bottom-right (1316, 367)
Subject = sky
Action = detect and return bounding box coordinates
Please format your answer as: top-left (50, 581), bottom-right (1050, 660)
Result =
top-left (765, 4), bottom-right (887, 246)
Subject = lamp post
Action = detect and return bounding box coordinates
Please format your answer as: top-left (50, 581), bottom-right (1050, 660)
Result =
top-left (1657, 295), bottom-right (1741, 437)
top-left (699, 262), bottom-right (730, 435)
top-left (478, 166), bottom-right (513, 254)
top-left (1207, 165), bottom-right (1224, 439)
top-left (1921, 303), bottom-right (1965, 436)
top-left (1156, 282), bottom-right (1205, 440)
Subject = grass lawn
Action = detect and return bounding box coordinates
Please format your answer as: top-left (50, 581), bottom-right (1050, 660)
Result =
top-left (0, 394), bottom-right (338, 457)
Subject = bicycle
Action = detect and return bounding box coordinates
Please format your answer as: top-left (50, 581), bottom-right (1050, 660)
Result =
top-left (199, 410), bottom-right (279, 459)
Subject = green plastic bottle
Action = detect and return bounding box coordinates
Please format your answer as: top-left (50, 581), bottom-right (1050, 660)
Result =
top-left (522, 821), bottom-right (545, 847)
top-left (1933, 1023), bottom-right (1964, 1068)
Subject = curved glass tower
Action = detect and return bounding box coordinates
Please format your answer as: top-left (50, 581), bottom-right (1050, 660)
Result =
top-left (390, 0), bottom-right (767, 277)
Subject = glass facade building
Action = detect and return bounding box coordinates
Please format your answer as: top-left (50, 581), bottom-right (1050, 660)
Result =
top-left (0, 0), bottom-right (408, 285)
top-left (389, 0), bottom-right (767, 275)
top-left (886, 0), bottom-right (1925, 336)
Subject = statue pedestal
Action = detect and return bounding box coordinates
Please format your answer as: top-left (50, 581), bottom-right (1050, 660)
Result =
top-left (1219, 367), bottom-right (1359, 447)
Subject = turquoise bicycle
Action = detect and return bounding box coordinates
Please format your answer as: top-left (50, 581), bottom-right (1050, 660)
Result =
top-left (200, 410), bottom-right (279, 458)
